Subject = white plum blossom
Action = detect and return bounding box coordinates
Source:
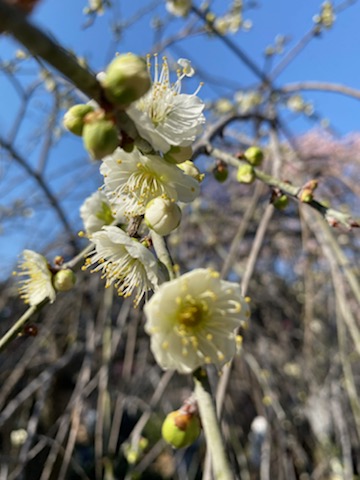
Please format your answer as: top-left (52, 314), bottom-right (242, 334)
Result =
top-left (80, 190), bottom-right (126, 235)
top-left (16, 250), bottom-right (56, 306)
top-left (166, 0), bottom-right (191, 17)
top-left (85, 226), bottom-right (160, 305)
top-left (127, 55), bottom-right (205, 153)
top-left (100, 147), bottom-right (200, 217)
top-left (144, 268), bottom-right (250, 374)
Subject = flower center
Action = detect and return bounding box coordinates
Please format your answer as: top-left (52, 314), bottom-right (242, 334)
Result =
top-left (178, 301), bottom-right (205, 327)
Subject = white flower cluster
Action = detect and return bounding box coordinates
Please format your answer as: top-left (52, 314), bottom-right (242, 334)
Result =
top-left (17, 52), bottom-right (251, 375)
top-left (79, 55), bottom-right (204, 307)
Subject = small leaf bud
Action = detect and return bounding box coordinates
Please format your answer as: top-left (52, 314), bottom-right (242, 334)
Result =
top-left (101, 53), bottom-right (151, 106)
top-left (244, 146), bottom-right (264, 166)
top-left (236, 164), bottom-right (255, 184)
top-left (63, 104), bottom-right (95, 136)
top-left (162, 409), bottom-right (201, 449)
top-left (164, 145), bottom-right (193, 164)
top-left (299, 189), bottom-right (313, 203)
top-left (273, 194), bottom-right (289, 210)
top-left (83, 119), bottom-right (119, 160)
top-left (53, 269), bottom-right (76, 292)
top-left (213, 163), bottom-right (228, 183)
top-left (145, 197), bottom-right (182, 236)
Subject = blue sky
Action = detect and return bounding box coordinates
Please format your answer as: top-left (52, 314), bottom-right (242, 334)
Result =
top-left (30, 0), bottom-right (360, 129)
top-left (0, 0), bottom-right (359, 278)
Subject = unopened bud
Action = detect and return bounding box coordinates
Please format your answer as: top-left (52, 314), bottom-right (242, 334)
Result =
top-left (164, 145), bottom-right (193, 164)
top-left (83, 119), bottom-right (119, 160)
top-left (299, 189), bottom-right (313, 203)
top-left (162, 409), bottom-right (201, 449)
top-left (53, 269), bottom-right (76, 292)
top-left (213, 163), bottom-right (228, 183)
top-left (145, 197), bottom-right (182, 236)
top-left (63, 104), bottom-right (95, 136)
top-left (273, 194), bottom-right (289, 210)
top-left (101, 53), bottom-right (151, 106)
top-left (177, 161), bottom-right (204, 182)
top-left (236, 164), bottom-right (255, 184)
top-left (299, 179), bottom-right (318, 203)
top-left (244, 146), bottom-right (264, 166)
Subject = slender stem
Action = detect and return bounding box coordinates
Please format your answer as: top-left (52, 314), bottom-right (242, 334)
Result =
top-left (208, 146), bottom-right (358, 230)
top-left (0, 305), bottom-right (38, 352)
top-left (150, 232), bottom-right (176, 281)
top-left (191, 5), bottom-right (270, 85)
top-left (193, 370), bottom-right (233, 480)
top-left (281, 81), bottom-right (360, 101)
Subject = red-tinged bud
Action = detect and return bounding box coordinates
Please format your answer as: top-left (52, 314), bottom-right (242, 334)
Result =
top-left (213, 162), bottom-right (228, 183)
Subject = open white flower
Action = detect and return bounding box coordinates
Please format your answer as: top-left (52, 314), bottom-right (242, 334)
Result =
top-left (16, 250), bottom-right (56, 306)
top-left (144, 268), bottom-right (250, 374)
top-left (85, 226), bottom-right (160, 305)
top-left (127, 55), bottom-right (205, 153)
top-left (80, 190), bottom-right (126, 235)
top-left (100, 147), bottom-right (200, 217)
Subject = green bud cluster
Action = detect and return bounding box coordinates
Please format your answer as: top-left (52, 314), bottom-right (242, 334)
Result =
top-left (63, 52), bottom-right (151, 160)
top-left (63, 106), bottom-right (119, 160)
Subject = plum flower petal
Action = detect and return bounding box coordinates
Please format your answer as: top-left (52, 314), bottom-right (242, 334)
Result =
top-left (85, 226), bottom-right (160, 305)
top-left (127, 55), bottom-right (205, 153)
top-left (80, 190), bottom-right (126, 235)
top-left (100, 147), bottom-right (200, 217)
top-left (16, 250), bottom-right (56, 306)
top-left (144, 268), bottom-right (250, 374)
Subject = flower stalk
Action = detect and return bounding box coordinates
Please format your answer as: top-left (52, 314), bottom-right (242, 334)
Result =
top-left (193, 369), bottom-right (233, 480)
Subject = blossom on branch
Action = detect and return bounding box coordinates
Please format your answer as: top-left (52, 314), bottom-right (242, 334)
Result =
top-left (100, 147), bottom-right (200, 217)
top-left (144, 268), bottom-right (250, 374)
top-left (16, 250), bottom-right (56, 306)
top-left (165, 0), bottom-right (191, 17)
top-left (84, 226), bottom-right (160, 305)
top-left (80, 190), bottom-right (126, 235)
top-left (127, 55), bottom-right (205, 154)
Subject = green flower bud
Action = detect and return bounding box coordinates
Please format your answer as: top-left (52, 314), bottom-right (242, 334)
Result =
top-left (236, 164), bottom-right (255, 184)
top-left (53, 269), bottom-right (76, 292)
top-left (63, 104), bottom-right (95, 136)
top-left (164, 145), bottom-right (193, 164)
top-left (162, 410), bottom-right (201, 449)
top-left (244, 146), bottom-right (264, 166)
top-left (273, 194), bottom-right (289, 210)
top-left (177, 161), bottom-right (204, 182)
top-left (145, 197), bottom-right (182, 236)
top-left (83, 119), bottom-right (119, 160)
top-left (101, 53), bottom-right (151, 106)
top-left (213, 164), bottom-right (228, 183)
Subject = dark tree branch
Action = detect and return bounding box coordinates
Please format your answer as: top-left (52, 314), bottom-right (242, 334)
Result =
top-left (0, 0), bottom-right (103, 103)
